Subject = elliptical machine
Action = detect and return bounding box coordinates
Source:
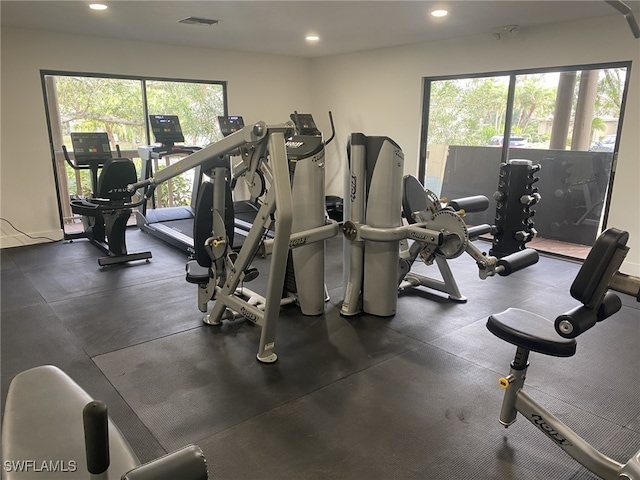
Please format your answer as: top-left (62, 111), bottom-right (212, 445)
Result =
top-left (63, 132), bottom-right (152, 267)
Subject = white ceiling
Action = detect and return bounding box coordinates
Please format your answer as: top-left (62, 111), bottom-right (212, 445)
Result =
top-left (2, 1), bottom-right (639, 58)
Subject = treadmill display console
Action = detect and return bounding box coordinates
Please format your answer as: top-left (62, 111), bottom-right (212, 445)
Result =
top-left (218, 116), bottom-right (245, 137)
top-left (70, 132), bottom-right (112, 165)
top-left (149, 115), bottom-right (185, 144)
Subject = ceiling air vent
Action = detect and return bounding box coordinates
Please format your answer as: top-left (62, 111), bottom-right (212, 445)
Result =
top-left (178, 17), bottom-right (220, 27)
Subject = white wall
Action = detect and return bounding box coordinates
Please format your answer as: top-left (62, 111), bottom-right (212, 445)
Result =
top-left (310, 14), bottom-right (640, 275)
top-left (0, 28), bottom-right (311, 247)
top-left (3, 15), bottom-right (639, 275)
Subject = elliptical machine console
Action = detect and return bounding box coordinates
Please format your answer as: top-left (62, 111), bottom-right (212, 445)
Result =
top-left (287, 112), bottom-right (333, 160)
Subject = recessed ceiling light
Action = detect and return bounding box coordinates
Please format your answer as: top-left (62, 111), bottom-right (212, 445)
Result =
top-left (431, 9), bottom-right (448, 17)
top-left (306, 34), bottom-right (320, 42)
top-left (89, 4), bottom-right (108, 10)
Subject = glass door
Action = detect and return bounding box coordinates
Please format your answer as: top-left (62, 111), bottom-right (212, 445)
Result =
top-left (420, 63), bottom-right (630, 257)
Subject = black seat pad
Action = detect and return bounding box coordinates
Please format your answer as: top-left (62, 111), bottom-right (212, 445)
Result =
top-left (402, 175), bottom-right (428, 224)
top-left (487, 308), bottom-right (577, 357)
top-left (185, 260), bottom-right (210, 284)
top-left (193, 181), bottom-right (235, 268)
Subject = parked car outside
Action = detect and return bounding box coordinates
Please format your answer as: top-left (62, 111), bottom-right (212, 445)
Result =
top-left (589, 134), bottom-right (616, 152)
top-left (487, 135), bottom-right (529, 147)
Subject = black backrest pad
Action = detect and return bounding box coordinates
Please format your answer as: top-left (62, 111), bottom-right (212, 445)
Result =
top-left (402, 175), bottom-right (429, 224)
top-left (97, 158), bottom-right (138, 200)
top-left (570, 227), bottom-right (628, 306)
top-left (193, 181), bottom-right (235, 268)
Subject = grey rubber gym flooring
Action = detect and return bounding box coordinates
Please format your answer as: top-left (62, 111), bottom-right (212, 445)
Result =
top-left (2, 230), bottom-right (639, 479)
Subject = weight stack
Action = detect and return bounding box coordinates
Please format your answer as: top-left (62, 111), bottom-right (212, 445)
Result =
top-left (491, 159), bottom-right (541, 257)
top-left (289, 135), bottom-right (328, 315)
top-left (362, 136), bottom-right (404, 316)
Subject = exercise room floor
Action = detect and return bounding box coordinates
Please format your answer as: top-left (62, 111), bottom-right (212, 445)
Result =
top-left (2, 230), bottom-right (639, 479)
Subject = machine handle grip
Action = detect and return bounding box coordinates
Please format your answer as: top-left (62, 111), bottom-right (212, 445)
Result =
top-left (448, 195), bottom-right (489, 213)
top-left (127, 178), bottom-right (155, 194)
top-left (62, 145), bottom-right (75, 169)
top-left (554, 292), bottom-right (622, 338)
top-left (72, 195), bottom-right (146, 211)
top-left (292, 110), bottom-right (302, 135)
top-left (83, 400), bottom-right (110, 474)
top-left (609, 271), bottom-right (640, 301)
top-left (596, 291), bottom-right (623, 321)
top-left (554, 305), bottom-right (597, 339)
top-left (62, 145), bottom-right (89, 171)
top-left (324, 111), bottom-right (336, 146)
top-left (496, 249), bottom-right (539, 276)
top-left (467, 224), bottom-right (493, 239)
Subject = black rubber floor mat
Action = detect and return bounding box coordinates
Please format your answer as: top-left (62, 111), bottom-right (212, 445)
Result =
top-left (94, 306), bottom-right (422, 452)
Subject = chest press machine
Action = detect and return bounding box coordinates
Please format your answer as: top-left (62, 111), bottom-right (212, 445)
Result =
top-left (341, 133), bottom-right (539, 317)
top-left (129, 118), bottom-right (338, 364)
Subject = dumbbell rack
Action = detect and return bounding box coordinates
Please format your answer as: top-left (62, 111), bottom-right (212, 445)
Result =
top-left (491, 159), bottom-right (541, 257)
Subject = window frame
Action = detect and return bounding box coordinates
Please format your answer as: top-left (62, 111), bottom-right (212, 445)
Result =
top-left (40, 70), bottom-right (228, 238)
top-left (418, 60), bottom-right (632, 234)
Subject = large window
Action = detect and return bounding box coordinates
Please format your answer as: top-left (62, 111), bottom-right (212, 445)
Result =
top-left (419, 62), bottom-right (631, 255)
top-left (41, 72), bottom-right (227, 237)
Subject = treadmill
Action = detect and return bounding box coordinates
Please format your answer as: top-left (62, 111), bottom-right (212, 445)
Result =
top-left (136, 114), bottom-right (202, 255)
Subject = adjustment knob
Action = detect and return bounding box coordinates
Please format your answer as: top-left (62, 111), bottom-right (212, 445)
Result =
top-left (498, 375), bottom-right (514, 389)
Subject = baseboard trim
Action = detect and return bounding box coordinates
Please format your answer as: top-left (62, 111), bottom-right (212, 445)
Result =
top-left (0, 230), bottom-right (64, 249)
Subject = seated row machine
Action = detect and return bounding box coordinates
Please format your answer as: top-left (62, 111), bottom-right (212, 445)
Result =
top-left (2, 365), bottom-right (207, 479)
top-left (487, 227), bottom-right (640, 479)
top-left (64, 132), bottom-right (151, 267)
top-left (341, 133), bottom-right (539, 317)
top-left (398, 174), bottom-right (515, 303)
